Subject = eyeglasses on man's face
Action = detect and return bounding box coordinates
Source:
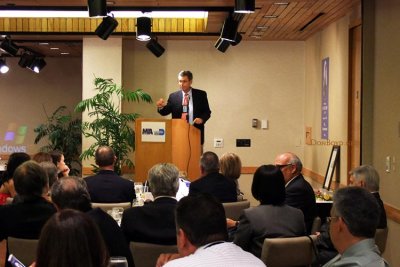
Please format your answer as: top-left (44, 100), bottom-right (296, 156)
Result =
top-left (276, 164), bottom-right (292, 169)
top-left (326, 216), bottom-right (340, 224)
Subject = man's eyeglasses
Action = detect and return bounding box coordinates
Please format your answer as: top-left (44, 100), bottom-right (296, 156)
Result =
top-left (276, 164), bottom-right (291, 169)
top-left (326, 216), bottom-right (340, 224)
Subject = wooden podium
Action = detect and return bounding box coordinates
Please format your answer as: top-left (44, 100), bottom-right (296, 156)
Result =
top-left (134, 118), bottom-right (201, 183)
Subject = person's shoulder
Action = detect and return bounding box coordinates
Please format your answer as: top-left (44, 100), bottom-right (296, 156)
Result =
top-left (191, 88), bottom-right (207, 95)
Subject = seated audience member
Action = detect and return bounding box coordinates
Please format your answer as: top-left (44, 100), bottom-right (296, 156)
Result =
top-left (32, 152), bottom-right (52, 163)
top-left (189, 151), bottom-right (237, 203)
top-left (232, 165), bottom-right (306, 257)
top-left (0, 161), bottom-right (56, 267)
top-left (85, 146), bottom-right (135, 203)
top-left (50, 176), bottom-right (134, 267)
top-left (156, 194), bottom-right (265, 267)
top-left (220, 152), bottom-right (244, 200)
top-left (50, 150), bottom-right (70, 178)
top-left (315, 165), bottom-right (387, 265)
top-left (34, 209), bottom-right (109, 267)
top-left (0, 152), bottom-right (30, 205)
top-left (121, 163), bottom-right (179, 245)
top-left (38, 161), bottom-right (58, 189)
top-left (322, 187), bottom-right (388, 267)
top-left (274, 152), bottom-right (316, 234)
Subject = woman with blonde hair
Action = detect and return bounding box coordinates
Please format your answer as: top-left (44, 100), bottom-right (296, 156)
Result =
top-left (219, 152), bottom-right (243, 199)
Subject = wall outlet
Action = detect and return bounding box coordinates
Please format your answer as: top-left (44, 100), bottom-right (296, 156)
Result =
top-left (214, 138), bottom-right (224, 148)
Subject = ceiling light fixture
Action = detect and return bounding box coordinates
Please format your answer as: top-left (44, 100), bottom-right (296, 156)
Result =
top-left (136, 17), bottom-right (152, 41)
top-left (0, 58), bottom-right (9, 74)
top-left (235, 0), bottom-right (255, 13)
top-left (28, 58), bottom-right (47, 73)
top-left (214, 38), bottom-right (230, 53)
top-left (95, 15), bottom-right (119, 40)
top-left (0, 38), bottom-right (19, 56)
top-left (18, 51), bottom-right (36, 68)
top-left (88, 0), bottom-right (107, 17)
top-left (146, 38), bottom-right (165, 57)
top-left (220, 16), bottom-right (239, 42)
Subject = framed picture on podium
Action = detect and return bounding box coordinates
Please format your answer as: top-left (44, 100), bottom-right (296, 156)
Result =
top-left (323, 145), bottom-right (340, 190)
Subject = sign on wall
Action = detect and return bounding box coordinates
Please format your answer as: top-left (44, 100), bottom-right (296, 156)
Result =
top-left (141, 121), bottom-right (166, 142)
top-left (321, 57), bottom-right (329, 139)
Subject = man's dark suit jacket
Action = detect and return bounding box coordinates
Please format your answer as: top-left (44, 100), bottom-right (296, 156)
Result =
top-left (0, 196), bottom-right (56, 267)
top-left (158, 88), bottom-right (211, 144)
top-left (121, 197), bottom-right (178, 245)
top-left (285, 174), bottom-right (317, 234)
top-left (189, 172), bottom-right (237, 203)
top-left (87, 208), bottom-right (135, 267)
top-left (85, 170), bottom-right (135, 203)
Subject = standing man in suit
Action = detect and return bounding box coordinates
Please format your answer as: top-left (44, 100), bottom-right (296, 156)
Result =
top-left (121, 163), bottom-right (179, 245)
top-left (156, 70), bottom-right (211, 144)
top-left (189, 151), bottom-right (237, 203)
top-left (85, 146), bottom-right (135, 203)
top-left (274, 152), bottom-right (316, 234)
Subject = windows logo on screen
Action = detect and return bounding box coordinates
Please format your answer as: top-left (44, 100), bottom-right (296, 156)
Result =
top-left (4, 123), bottom-right (28, 145)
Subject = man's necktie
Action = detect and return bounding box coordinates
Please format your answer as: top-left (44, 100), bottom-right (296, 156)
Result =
top-left (181, 93), bottom-right (189, 121)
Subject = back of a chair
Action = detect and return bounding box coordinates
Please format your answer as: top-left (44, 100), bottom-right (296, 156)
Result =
top-left (261, 235), bottom-right (316, 267)
top-left (130, 242), bottom-right (178, 267)
top-left (375, 228), bottom-right (388, 254)
top-left (222, 200), bottom-right (250, 220)
top-left (7, 237), bottom-right (38, 266)
top-left (91, 202), bottom-right (131, 212)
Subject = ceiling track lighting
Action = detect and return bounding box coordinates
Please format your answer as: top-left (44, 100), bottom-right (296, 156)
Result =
top-left (95, 15), bottom-right (119, 40)
top-left (88, 0), bottom-right (107, 17)
top-left (220, 16), bottom-right (239, 43)
top-left (146, 38), bottom-right (165, 57)
top-left (18, 50), bottom-right (47, 73)
top-left (29, 57), bottom-right (47, 73)
top-left (214, 38), bottom-right (230, 53)
top-left (0, 58), bottom-right (9, 74)
top-left (235, 0), bottom-right (255, 13)
top-left (0, 38), bottom-right (19, 56)
top-left (136, 17), bottom-right (152, 41)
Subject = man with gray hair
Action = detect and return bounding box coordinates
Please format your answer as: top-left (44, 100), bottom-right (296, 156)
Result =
top-left (274, 152), bottom-right (316, 234)
top-left (322, 187), bottom-right (388, 267)
top-left (189, 151), bottom-right (237, 203)
top-left (121, 163), bottom-right (180, 245)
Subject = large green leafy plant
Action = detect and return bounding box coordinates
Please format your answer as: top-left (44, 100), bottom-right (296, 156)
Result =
top-left (75, 77), bottom-right (153, 174)
top-left (34, 105), bottom-right (82, 175)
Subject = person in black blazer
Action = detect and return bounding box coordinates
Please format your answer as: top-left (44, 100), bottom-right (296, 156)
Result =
top-left (85, 146), bottom-right (135, 203)
top-left (189, 151), bottom-right (237, 203)
top-left (51, 176), bottom-right (135, 267)
top-left (274, 152), bottom-right (317, 234)
top-left (156, 70), bottom-right (211, 144)
top-left (121, 163), bottom-right (180, 245)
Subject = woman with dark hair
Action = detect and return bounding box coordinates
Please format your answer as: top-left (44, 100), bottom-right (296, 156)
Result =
top-left (50, 150), bottom-right (70, 178)
top-left (34, 209), bottom-right (109, 267)
top-left (0, 152), bottom-right (30, 205)
top-left (232, 164), bottom-right (306, 257)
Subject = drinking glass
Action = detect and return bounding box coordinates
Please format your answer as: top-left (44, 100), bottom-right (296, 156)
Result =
top-left (108, 256), bottom-right (128, 267)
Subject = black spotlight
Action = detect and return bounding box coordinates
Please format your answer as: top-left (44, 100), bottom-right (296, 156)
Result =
top-left (146, 38), bottom-right (165, 57)
top-left (235, 0), bottom-right (255, 13)
top-left (1, 38), bottom-right (19, 56)
top-left (95, 15), bottom-right (119, 40)
top-left (28, 58), bottom-right (47, 73)
top-left (220, 17), bottom-right (239, 42)
top-left (231, 32), bottom-right (242, 46)
top-left (214, 38), bottom-right (230, 53)
top-left (0, 58), bottom-right (9, 74)
top-left (136, 17), bottom-right (152, 41)
top-left (18, 51), bottom-right (36, 68)
top-left (88, 0), bottom-right (107, 17)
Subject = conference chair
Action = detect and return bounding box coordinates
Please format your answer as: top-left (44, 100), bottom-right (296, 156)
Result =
top-left (91, 202), bottom-right (132, 213)
top-left (222, 200), bottom-right (250, 220)
top-left (7, 237), bottom-right (38, 266)
top-left (261, 235), bottom-right (317, 267)
top-left (129, 242), bottom-right (178, 267)
top-left (375, 228), bottom-right (388, 254)
top-left (310, 216), bottom-right (322, 234)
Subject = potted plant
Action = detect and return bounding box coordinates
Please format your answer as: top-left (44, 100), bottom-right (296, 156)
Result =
top-left (34, 105), bottom-right (82, 175)
top-left (75, 77), bottom-right (153, 175)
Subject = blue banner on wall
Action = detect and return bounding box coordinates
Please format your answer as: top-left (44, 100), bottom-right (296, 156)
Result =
top-left (321, 57), bottom-right (329, 139)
